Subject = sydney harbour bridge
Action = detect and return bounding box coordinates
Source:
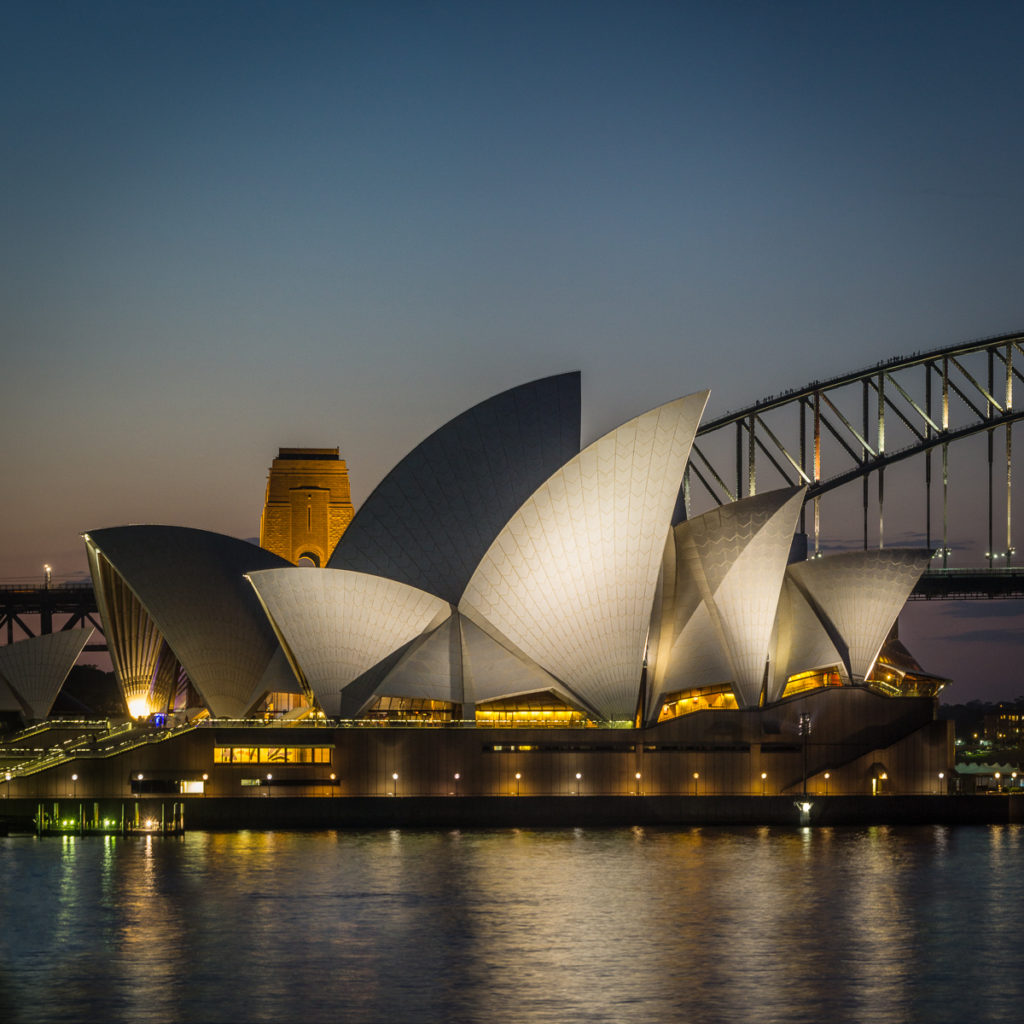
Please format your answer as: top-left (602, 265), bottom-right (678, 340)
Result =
top-left (4, 330), bottom-right (1024, 652)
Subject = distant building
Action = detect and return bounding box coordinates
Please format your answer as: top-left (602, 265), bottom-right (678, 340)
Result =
top-left (259, 448), bottom-right (354, 566)
top-left (983, 703), bottom-right (1024, 745)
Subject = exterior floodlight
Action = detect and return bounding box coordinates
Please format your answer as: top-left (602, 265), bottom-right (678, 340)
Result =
top-left (794, 800), bottom-right (814, 824)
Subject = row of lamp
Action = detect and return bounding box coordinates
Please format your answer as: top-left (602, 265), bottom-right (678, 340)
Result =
top-left (48, 767), bottom-right (972, 800)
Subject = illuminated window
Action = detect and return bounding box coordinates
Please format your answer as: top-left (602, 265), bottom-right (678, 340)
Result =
top-left (214, 746), bottom-right (332, 765)
top-left (781, 670), bottom-right (842, 699)
top-left (475, 691), bottom-right (590, 728)
top-left (657, 684), bottom-right (737, 722)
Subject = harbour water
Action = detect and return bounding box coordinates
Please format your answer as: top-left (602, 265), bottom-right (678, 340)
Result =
top-left (1, 825), bottom-right (1021, 1023)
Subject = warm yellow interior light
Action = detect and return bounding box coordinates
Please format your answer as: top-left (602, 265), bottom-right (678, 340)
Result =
top-left (127, 697), bottom-right (150, 719)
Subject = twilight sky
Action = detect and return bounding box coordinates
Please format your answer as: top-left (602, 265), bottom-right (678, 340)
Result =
top-left (3, 1), bottom-right (1024, 699)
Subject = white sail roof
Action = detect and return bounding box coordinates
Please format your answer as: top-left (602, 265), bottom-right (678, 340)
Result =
top-left (328, 373), bottom-right (581, 604)
top-left (0, 629), bottom-right (93, 720)
top-left (460, 391), bottom-right (708, 721)
top-left (647, 488), bottom-right (804, 712)
top-left (84, 526), bottom-right (291, 718)
top-left (247, 567), bottom-right (451, 718)
top-left (766, 574), bottom-right (844, 701)
top-left (786, 549), bottom-right (932, 681)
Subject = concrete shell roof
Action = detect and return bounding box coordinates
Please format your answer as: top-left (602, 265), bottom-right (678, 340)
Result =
top-left (247, 567), bottom-right (451, 718)
top-left (786, 548), bottom-right (932, 681)
top-left (84, 526), bottom-right (292, 718)
top-left (655, 487), bottom-right (806, 712)
top-left (0, 629), bottom-right (93, 720)
top-left (460, 390), bottom-right (708, 722)
top-left (767, 575), bottom-right (843, 701)
top-left (327, 372), bottom-right (581, 605)
top-left (372, 615), bottom-right (464, 705)
top-left (666, 487), bottom-right (805, 708)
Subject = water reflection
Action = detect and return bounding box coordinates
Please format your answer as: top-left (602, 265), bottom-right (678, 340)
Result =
top-left (0, 826), bottom-right (1022, 1023)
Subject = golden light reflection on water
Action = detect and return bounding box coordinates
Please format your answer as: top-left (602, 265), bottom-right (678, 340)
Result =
top-left (1, 826), bottom-right (1023, 1023)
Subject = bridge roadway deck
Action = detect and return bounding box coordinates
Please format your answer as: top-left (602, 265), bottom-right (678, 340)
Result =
top-left (909, 568), bottom-right (1024, 600)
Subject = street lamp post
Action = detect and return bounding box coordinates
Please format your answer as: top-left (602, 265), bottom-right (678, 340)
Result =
top-left (71, 773), bottom-right (78, 799)
top-left (575, 772), bottom-right (582, 796)
top-left (798, 713), bottom-right (811, 796)
top-left (760, 771), bottom-right (767, 797)
top-left (266, 772), bottom-right (272, 796)
top-left (995, 771), bottom-right (1001, 793)
top-left (937, 771), bottom-right (945, 794)
top-left (454, 772), bottom-right (460, 796)
top-left (43, 564), bottom-right (52, 589)
top-left (634, 771), bottom-right (642, 796)
top-left (692, 771), bottom-right (699, 796)
top-left (514, 772), bottom-right (521, 796)
top-left (823, 772), bottom-right (831, 796)
top-left (392, 772), bottom-right (399, 796)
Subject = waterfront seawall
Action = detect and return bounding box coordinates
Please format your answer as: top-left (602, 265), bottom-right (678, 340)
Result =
top-left (3, 794), bottom-right (1021, 832)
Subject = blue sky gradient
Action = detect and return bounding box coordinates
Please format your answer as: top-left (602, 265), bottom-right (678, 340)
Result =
top-left (3, 2), bottom-right (1023, 697)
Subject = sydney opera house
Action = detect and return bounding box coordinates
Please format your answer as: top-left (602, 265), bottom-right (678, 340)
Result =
top-left (4, 374), bottom-right (951, 803)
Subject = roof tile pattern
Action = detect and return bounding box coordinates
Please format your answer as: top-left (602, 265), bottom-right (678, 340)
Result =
top-left (786, 549), bottom-right (932, 681)
top-left (459, 614), bottom-right (569, 708)
top-left (372, 616), bottom-right (463, 705)
top-left (766, 575), bottom-right (844, 701)
top-left (84, 526), bottom-right (291, 718)
top-left (247, 568), bottom-right (451, 717)
top-left (648, 489), bottom-right (802, 711)
top-left (460, 391), bottom-right (708, 721)
top-left (0, 629), bottom-right (93, 720)
top-left (328, 373), bottom-right (581, 605)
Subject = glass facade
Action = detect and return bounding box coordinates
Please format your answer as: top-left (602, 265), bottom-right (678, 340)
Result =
top-left (214, 746), bottom-right (332, 764)
top-left (476, 691), bottom-right (589, 728)
top-left (657, 684), bottom-right (738, 722)
top-left (782, 669), bottom-right (843, 698)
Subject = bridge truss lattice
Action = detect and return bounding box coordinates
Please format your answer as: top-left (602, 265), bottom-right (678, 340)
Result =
top-left (686, 330), bottom-right (1024, 571)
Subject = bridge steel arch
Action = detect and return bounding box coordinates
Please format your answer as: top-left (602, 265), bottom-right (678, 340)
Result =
top-left (685, 331), bottom-right (1024, 570)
